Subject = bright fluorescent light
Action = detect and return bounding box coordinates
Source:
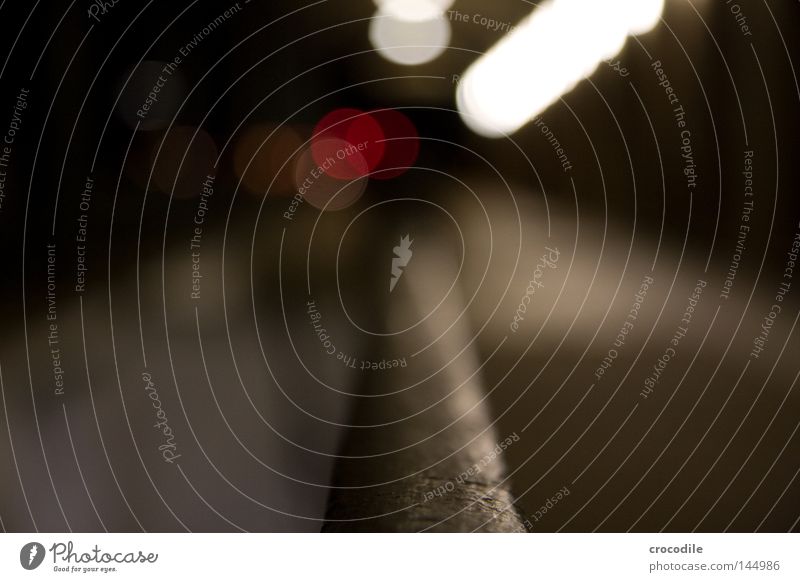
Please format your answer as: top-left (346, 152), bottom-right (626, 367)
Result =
top-left (457, 0), bottom-right (665, 137)
top-left (626, 0), bottom-right (666, 35)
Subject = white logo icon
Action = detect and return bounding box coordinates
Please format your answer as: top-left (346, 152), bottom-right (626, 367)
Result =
top-left (390, 235), bottom-right (413, 292)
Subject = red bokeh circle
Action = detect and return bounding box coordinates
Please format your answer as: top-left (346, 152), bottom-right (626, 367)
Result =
top-left (370, 109), bottom-right (419, 180)
top-left (311, 108), bottom-right (385, 180)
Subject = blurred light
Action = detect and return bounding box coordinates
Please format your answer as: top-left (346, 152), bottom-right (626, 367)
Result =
top-left (116, 61), bottom-right (186, 131)
top-left (124, 131), bottom-right (162, 190)
top-left (153, 126), bottom-right (218, 199)
top-left (374, 0), bottom-right (454, 22)
top-left (369, 5), bottom-right (451, 65)
top-left (457, 0), bottom-right (665, 137)
top-left (626, 0), bottom-right (665, 35)
top-left (233, 123), bottom-right (302, 195)
top-left (370, 109), bottom-right (419, 179)
top-left (312, 109), bottom-right (385, 179)
top-left (294, 144), bottom-right (368, 212)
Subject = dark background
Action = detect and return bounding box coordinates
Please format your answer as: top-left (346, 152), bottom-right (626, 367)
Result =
top-left (0, 0), bottom-right (798, 532)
